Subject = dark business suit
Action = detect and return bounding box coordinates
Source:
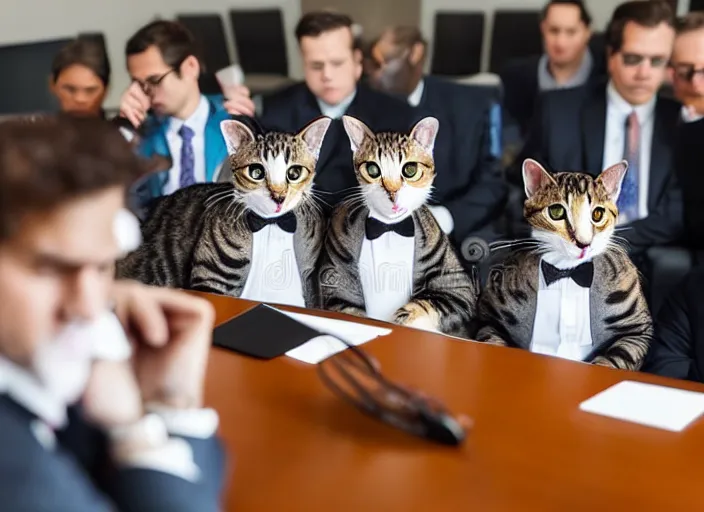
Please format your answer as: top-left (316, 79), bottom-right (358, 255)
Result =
top-left (415, 76), bottom-right (507, 244)
top-left (518, 82), bottom-right (684, 255)
top-left (252, 82), bottom-right (421, 209)
top-left (644, 266), bottom-right (704, 383)
top-left (0, 395), bottom-right (225, 511)
top-left (675, 117), bottom-right (704, 256)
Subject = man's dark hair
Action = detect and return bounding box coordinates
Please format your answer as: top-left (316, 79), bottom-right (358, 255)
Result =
top-left (52, 37), bottom-right (111, 87)
top-left (0, 116), bottom-right (145, 241)
top-left (606, 0), bottom-right (675, 53)
top-left (295, 11), bottom-right (354, 43)
top-left (541, 0), bottom-right (592, 26)
top-left (125, 20), bottom-right (202, 71)
top-left (675, 11), bottom-right (704, 35)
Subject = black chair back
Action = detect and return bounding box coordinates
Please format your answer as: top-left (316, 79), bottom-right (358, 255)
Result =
top-left (229, 8), bottom-right (288, 75)
top-left (489, 10), bottom-right (542, 74)
top-left (177, 14), bottom-right (232, 95)
top-left (430, 12), bottom-right (484, 77)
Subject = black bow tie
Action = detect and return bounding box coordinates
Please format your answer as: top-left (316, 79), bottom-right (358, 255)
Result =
top-left (245, 210), bottom-right (297, 234)
top-left (541, 260), bottom-right (594, 288)
top-left (365, 216), bottom-right (415, 240)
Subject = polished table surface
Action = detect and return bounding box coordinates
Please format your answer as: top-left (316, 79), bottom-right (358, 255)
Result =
top-left (198, 292), bottom-right (704, 512)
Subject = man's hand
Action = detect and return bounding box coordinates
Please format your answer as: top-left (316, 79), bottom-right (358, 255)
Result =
top-left (119, 82), bottom-right (151, 128)
top-left (83, 359), bottom-right (144, 429)
top-left (112, 281), bottom-right (215, 409)
top-left (221, 84), bottom-right (256, 117)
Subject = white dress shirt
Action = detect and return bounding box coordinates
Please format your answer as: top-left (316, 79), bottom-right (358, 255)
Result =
top-left (317, 90), bottom-right (356, 119)
top-left (240, 224), bottom-right (305, 307)
top-left (358, 214), bottom-right (415, 321)
top-left (407, 79), bottom-right (425, 107)
top-left (602, 82), bottom-right (656, 221)
top-left (530, 256), bottom-right (593, 361)
top-left (681, 105), bottom-right (704, 123)
top-left (163, 95), bottom-right (210, 195)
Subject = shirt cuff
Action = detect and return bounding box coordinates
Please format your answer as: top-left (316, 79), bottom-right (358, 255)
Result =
top-left (109, 413), bottom-right (201, 482)
top-left (145, 402), bottom-right (220, 439)
top-left (428, 205), bottom-right (454, 234)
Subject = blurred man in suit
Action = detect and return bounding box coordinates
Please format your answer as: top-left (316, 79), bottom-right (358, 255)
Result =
top-left (366, 25), bottom-right (507, 245)
top-left (237, 11), bottom-right (420, 209)
top-left (520, 0), bottom-right (682, 258)
top-left (0, 116), bottom-right (225, 511)
top-left (500, 0), bottom-right (604, 136)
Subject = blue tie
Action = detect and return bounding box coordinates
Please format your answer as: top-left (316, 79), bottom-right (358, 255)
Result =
top-left (179, 125), bottom-right (196, 189)
top-left (617, 112), bottom-right (640, 223)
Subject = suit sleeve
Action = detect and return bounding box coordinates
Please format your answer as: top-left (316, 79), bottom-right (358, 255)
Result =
top-left (510, 91), bottom-right (548, 182)
top-left (644, 275), bottom-right (694, 379)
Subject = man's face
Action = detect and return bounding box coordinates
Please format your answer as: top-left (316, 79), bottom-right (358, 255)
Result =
top-left (127, 45), bottom-right (200, 117)
top-left (50, 64), bottom-right (107, 117)
top-left (670, 28), bottom-right (704, 108)
top-left (368, 34), bottom-right (418, 96)
top-left (608, 21), bottom-right (674, 105)
top-left (0, 187), bottom-right (123, 368)
top-left (300, 27), bottom-right (361, 106)
top-left (541, 4), bottom-right (592, 67)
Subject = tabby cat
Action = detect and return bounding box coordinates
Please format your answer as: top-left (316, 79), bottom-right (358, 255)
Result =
top-left (116, 117), bottom-right (331, 308)
top-left (476, 159), bottom-right (652, 370)
top-left (318, 115), bottom-right (478, 338)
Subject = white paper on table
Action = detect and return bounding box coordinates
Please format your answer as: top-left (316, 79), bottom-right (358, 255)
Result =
top-left (273, 308), bottom-right (392, 364)
top-left (579, 380), bottom-right (704, 432)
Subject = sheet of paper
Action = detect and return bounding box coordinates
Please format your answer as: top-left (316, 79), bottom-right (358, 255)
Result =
top-left (274, 309), bottom-right (392, 364)
top-left (579, 380), bottom-right (704, 432)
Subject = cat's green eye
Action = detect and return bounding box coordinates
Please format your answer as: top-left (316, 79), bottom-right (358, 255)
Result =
top-left (247, 164), bottom-right (265, 181)
top-left (547, 204), bottom-right (566, 221)
top-left (402, 162), bottom-right (421, 181)
top-left (286, 165), bottom-right (307, 183)
top-left (364, 162), bottom-right (381, 179)
top-left (592, 207), bottom-right (606, 223)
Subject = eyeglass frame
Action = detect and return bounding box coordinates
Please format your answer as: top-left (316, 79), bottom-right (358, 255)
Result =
top-left (669, 62), bottom-right (704, 82)
top-left (132, 68), bottom-right (176, 95)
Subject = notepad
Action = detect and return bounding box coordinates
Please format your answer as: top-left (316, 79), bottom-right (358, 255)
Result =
top-left (579, 380), bottom-right (704, 432)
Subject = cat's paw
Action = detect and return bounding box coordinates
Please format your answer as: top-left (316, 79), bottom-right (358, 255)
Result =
top-left (591, 356), bottom-right (616, 368)
top-left (340, 307), bottom-right (367, 318)
top-left (394, 301), bottom-right (440, 332)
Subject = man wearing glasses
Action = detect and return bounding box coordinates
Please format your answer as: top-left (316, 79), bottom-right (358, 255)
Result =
top-left (118, 20), bottom-right (255, 214)
top-left (519, 0), bottom-right (683, 263)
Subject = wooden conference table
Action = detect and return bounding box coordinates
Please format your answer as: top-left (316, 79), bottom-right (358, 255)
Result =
top-left (199, 292), bottom-right (704, 511)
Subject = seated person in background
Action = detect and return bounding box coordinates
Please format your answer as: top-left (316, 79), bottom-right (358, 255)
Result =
top-left (518, 0), bottom-right (683, 261)
top-left (500, 0), bottom-right (603, 137)
top-left (50, 36), bottom-right (110, 118)
top-left (0, 116), bottom-right (224, 511)
top-left (118, 20), bottom-right (254, 213)
top-left (644, 266), bottom-right (704, 382)
top-left (366, 25), bottom-right (507, 245)
top-left (234, 11), bottom-right (420, 209)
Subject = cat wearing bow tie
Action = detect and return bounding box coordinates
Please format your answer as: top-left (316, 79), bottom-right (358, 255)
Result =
top-left (116, 117), bottom-right (331, 308)
top-left (476, 159), bottom-right (652, 370)
top-left (318, 116), bottom-right (478, 338)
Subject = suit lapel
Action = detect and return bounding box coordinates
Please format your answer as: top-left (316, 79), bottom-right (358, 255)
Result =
top-left (581, 89), bottom-right (607, 173)
top-left (648, 99), bottom-right (676, 210)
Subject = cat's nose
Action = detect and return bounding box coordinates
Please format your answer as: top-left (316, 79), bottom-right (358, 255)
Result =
top-left (270, 194), bottom-right (285, 205)
top-left (575, 240), bottom-right (590, 249)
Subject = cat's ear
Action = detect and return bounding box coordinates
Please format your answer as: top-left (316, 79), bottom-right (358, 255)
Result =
top-left (220, 120), bottom-right (255, 155)
top-left (410, 116), bottom-right (440, 153)
top-left (522, 159), bottom-right (556, 198)
top-left (597, 160), bottom-right (629, 202)
top-left (297, 116), bottom-right (332, 160)
top-left (342, 115), bottom-right (374, 153)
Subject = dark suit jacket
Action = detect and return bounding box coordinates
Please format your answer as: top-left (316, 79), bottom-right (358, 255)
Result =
top-left (675, 118), bottom-right (704, 251)
top-left (499, 50), bottom-right (605, 136)
top-left (644, 266), bottom-right (704, 382)
top-left (519, 82), bottom-right (684, 254)
top-left (0, 395), bottom-right (225, 511)
top-left (250, 82), bottom-right (422, 209)
top-left (416, 76), bottom-right (507, 244)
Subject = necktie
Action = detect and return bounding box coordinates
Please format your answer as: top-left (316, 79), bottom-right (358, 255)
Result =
top-left (617, 111), bottom-right (640, 223)
top-left (365, 216), bottom-right (415, 240)
top-left (541, 260), bottom-right (594, 288)
top-left (245, 210), bottom-right (297, 233)
top-left (179, 125), bottom-right (196, 189)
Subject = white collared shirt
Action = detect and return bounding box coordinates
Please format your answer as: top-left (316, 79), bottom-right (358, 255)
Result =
top-left (407, 79), bottom-right (425, 107)
top-left (530, 256), bottom-right (593, 361)
top-left (358, 213), bottom-right (415, 321)
top-left (682, 105), bottom-right (704, 123)
top-left (239, 223), bottom-right (305, 307)
top-left (164, 95), bottom-right (210, 195)
top-left (316, 90), bottom-right (356, 119)
top-left (602, 82), bottom-right (656, 220)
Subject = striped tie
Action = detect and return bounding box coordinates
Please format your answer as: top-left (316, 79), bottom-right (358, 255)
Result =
top-left (179, 125), bottom-right (196, 189)
top-left (617, 111), bottom-right (640, 224)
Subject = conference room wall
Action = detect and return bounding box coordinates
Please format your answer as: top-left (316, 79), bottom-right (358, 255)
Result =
top-left (2, 0), bottom-right (303, 109)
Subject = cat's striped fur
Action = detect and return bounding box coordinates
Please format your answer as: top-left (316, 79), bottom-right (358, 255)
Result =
top-left (476, 159), bottom-right (652, 369)
top-left (116, 117), bottom-right (331, 307)
top-left (319, 116), bottom-right (478, 338)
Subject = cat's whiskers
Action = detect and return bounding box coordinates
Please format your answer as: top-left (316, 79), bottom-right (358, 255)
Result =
top-left (204, 191), bottom-right (236, 214)
top-left (204, 187), bottom-right (235, 205)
